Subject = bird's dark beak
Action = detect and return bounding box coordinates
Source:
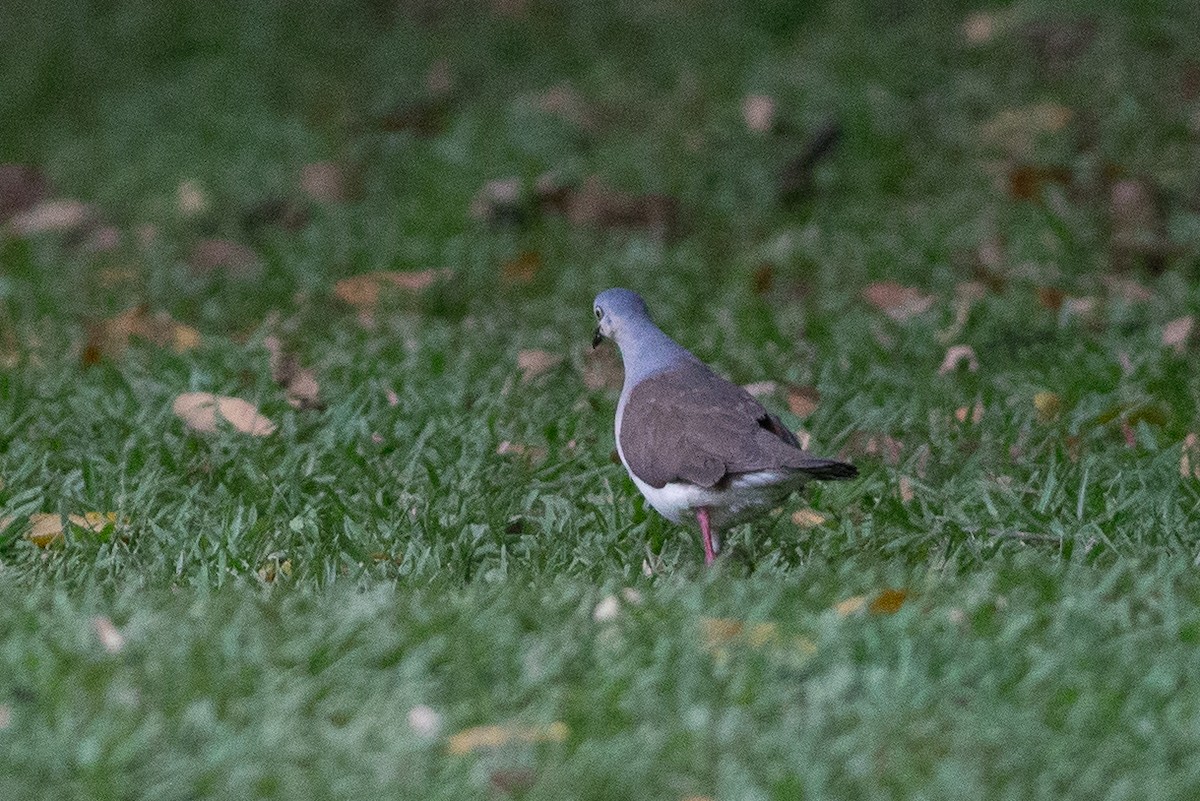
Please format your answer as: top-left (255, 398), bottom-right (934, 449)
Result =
top-left (592, 327), bottom-right (604, 349)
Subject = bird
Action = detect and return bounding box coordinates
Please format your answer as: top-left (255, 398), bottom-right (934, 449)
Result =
top-left (591, 288), bottom-right (856, 566)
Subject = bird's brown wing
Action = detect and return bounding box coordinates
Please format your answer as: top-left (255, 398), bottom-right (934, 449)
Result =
top-left (619, 363), bottom-right (856, 489)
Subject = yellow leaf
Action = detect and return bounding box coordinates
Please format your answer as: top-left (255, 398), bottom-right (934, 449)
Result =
top-left (333, 269), bottom-right (452, 310)
top-left (173, 392), bottom-right (277, 436)
top-left (447, 721), bottom-right (569, 755)
top-left (25, 512), bottom-right (122, 548)
top-left (1034, 391), bottom-right (1061, 423)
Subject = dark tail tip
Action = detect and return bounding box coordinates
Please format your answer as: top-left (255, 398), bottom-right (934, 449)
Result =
top-left (803, 460), bottom-right (858, 481)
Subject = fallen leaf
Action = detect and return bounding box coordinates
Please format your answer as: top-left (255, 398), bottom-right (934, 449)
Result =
top-left (299, 161), bottom-right (349, 203)
top-left (1008, 164), bottom-right (1072, 201)
top-left (469, 177), bottom-right (523, 222)
top-left (256, 557), bottom-right (293, 583)
top-left (862, 281), bottom-right (935, 321)
top-left (26, 512), bottom-right (123, 548)
top-left (91, 616), bottom-right (126, 654)
top-left (980, 103), bottom-right (1073, 157)
top-left (1037, 286), bottom-right (1066, 311)
top-left (489, 769), bottom-right (537, 796)
top-left (495, 440), bottom-right (548, 465)
top-left (898, 476), bottom-right (915, 503)
top-left (955, 401), bottom-right (985, 424)
top-left (1034, 391), bottom-right (1062, 423)
top-left (84, 305), bottom-right (201, 364)
top-left (407, 705), bottom-right (443, 739)
top-left (592, 595), bottom-right (620, 622)
top-left (961, 10), bottom-right (1005, 44)
top-left (1102, 276), bottom-right (1153, 303)
top-left (834, 595), bottom-right (867, 617)
top-left (836, 588), bottom-right (908, 616)
top-left (869, 588), bottom-right (909, 614)
top-left (791, 508), bottom-right (827, 528)
top-left (173, 392), bottom-right (277, 436)
top-left (447, 721), bottom-right (569, 755)
top-left (556, 175), bottom-right (678, 234)
top-left (0, 163), bottom-right (50, 222)
top-left (187, 239), bottom-right (261, 279)
top-left (751, 263), bottom-right (775, 294)
top-left (176, 180), bottom-right (209, 217)
top-left (8, 199), bottom-right (95, 236)
top-left (534, 82), bottom-right (594, 129)
top-left (81, 225), bottom-right (122, 254)
top-left (517, 349), bottom-right (563, 382)
top-left (501, 250), bottom-right (542, 284)
top-left (741, 93), bottom-right (775, 133)
top-left (938, 344), bottom-right (979, 374)
top-left (1162, 316), bottom-right (1194, 355)
top-left (333, 269), bottom-right (452, 309)
top-left (264, 336), bottom-right (324, 410)
top-left (741, 380), bottom-right (778, 398)
top-left (786, 385), bottom-right (821, 418)
top-left (0, 704), bottom-right (9, 730)
top-left (842, 431), bottom-right (904, 465)
top-left (1181, 434), bottom-right (1200, 480)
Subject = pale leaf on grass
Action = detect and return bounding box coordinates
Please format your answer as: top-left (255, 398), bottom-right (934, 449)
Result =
top-left (955, 401), bottom-right (985, 424)
top-left (898, 476), bottom-right (915, 503)
top-left (173, 392), bottom-right (276, 436)
top-left (1163, 316), bottom-right (1194, 355)
top-left (939, 344), bottom-right (979, 374)
top-left (26, 512), bottom-right (122, 548)
top-left (980, 103), bottom-right (1073, 157)
top-left (8, 199), bottom-right (95, 236)
top-left (862, 282), bottom-right (935, 321)
top-left (447, 721), bottom-right (569, 755)
top-left (187, 239), bottom-right (261, 278)
top-left (741, 380), bottom-right (778, 397)
top-left (786, 385), bottom-right (820, 418)
top-left (791, 508), bottom-right (827, 528)
top-left (407, 705), bottom-right (443, 739)
top-left (91, 616), bottom-right (126, 654)
top-left (700, 617), bottom-right (816, 663)
top-left (0, 704), bottom-right (9, 730)
top-left (176, 180), bottom-right (209, 217)
top-left (517, 349), bottom-right (563, 383)
top-left (333, 269), bottom-right (452, 310)
top-left (299, 161), bottom-right (348, 204)
top-left (1034, 391), bottom-right (1062, 423)
top-left (84, 305), bottom-right (201, 364)
top-left (1181, 434), bottom-right (1200, 480)
top-left (741, 93), bottom-right (775, 133)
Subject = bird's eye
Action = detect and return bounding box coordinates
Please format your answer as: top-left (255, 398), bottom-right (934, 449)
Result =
top-left (594, 307), bottom-right (602, 319)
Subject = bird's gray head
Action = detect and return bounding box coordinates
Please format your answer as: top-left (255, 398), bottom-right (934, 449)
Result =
top-left (592, 288), bottom-right (651, 348)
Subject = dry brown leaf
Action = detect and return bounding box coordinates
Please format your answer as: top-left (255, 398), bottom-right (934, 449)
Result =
top-left (299, 161), bottom-right (349, 203)
top-left (188, 239), bottom-right (261, 278)
top-left (1182, 434), bottom-right (1200, 480)
top-left (1008, 164), bottom-right (1072, 201)
top-left (786, 385), bottom-right (820, 418)
top-left (333, 269), bottom-right (451, 309)
top-left (582, 346), bottom-right (623, 391)
top-left (84, 305), bottom-right (201, 364)
top-left (980, 103), bottom-right (1073, 157)
top-left (898, 476), bottom-right (915, 503)
top-left (0, 163), bottom-right (50, 222)
top-left (741, 93), bottom-right (775, 133)
top-left (501, 250), bottom-right (542, 284)
top-left (1163, 316), bottom-right (1194, 355)
top-left (534, 82), bottom-right (594, 129)
top-left (1037, 286), bottom-right (1066, 311)
top-left (836, 588), bottom-right (908, 617)
top-left (961, 10), bottom-right (1005, 44)
top-left (791, 508), bottom-right (827, 529)
top-left (91, 616), bottom-right (126, 654)
top-left (1034, 391), bottom-right (1062, 423)
top-left (517, 349), bottom-right (563, 383)
top-left (939, 344), bottom-right (979, 375)
top-left (447, 721), bottom-right (569, 755)
top-left (8, 199), bottom-right (95, 236)
top-left (843, 431), bottom-right (904, 466)
top-left (264, 336), bottom-right (324, 410)
top-left (561, 176), bottom-right (678, 233)
top-left (26, 512), bottom-right (122, 548)
top-left (173, 392), bottom-right (276, 436)
top-left (861, 282), bottom-right (935, 321)
top-left (869, 588), bottom-right (909, 614)
top-left (496, 440), bottom-right (548, 465)
top-left (257, 558), bottom-right (293, 583)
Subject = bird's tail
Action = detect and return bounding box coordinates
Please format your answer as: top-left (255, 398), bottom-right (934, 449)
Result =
top-left (797, 458), bottom-right (858, 481)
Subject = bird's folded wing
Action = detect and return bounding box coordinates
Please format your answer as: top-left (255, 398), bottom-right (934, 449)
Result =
top-left (619, 364), bottom-right (854, 489)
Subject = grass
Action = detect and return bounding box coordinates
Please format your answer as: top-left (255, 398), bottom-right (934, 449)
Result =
top-left (2, 0), bottom-right (1200, 798)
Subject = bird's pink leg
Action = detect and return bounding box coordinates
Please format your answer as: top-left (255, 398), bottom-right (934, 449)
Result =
top-left (697, 506), bottom-right (716, 566)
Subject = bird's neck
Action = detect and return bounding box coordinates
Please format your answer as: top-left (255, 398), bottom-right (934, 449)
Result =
top-left (616, 319), bottom-right (697, 388)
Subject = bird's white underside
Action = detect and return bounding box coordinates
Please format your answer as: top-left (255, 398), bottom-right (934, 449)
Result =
top-left (616, 395), bottom-right (804, 532)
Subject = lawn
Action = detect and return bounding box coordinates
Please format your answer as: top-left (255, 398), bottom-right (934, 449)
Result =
top-left (3, 0), bottom-right (1200, 798)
